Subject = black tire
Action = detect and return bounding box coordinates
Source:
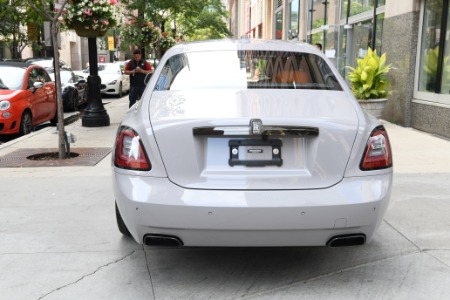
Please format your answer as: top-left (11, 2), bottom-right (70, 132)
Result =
top-left (50, 109), bottom-right (58, 126)
top-left (70, 90), bottom-right (78, 111)
top-left (116, 202), bottom-right (131, 236)
top-left (19, 111), bottom-right (32, 136)
top-left (118, 82), bottom-right (123, 98)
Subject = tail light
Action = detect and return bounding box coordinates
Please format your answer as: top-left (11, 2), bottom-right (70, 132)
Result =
top-left (360, 126), bottom-right (393, 171)
top-left (114, 127), bottom-right (151, 171)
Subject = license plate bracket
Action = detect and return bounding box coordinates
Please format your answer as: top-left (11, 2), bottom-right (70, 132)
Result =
top-left (229, 139), bottom-right (282, 167)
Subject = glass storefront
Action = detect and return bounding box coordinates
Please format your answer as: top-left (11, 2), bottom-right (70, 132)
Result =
top-left (341, 0), bottom-right (385, 18)
top-left (288, 0), bottom-right (300, 39)
top-left (305, 0), bottom-right (384, 76)
top-left (442, 3), bottom-right (450, 94)
top-left (418, 0), bottom-right (450, 95)
top-left (418, 0), bottom-right (443, 93)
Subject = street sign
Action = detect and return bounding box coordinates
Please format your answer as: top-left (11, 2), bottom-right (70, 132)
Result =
top-left (108, 36), bottom-right (115, 51)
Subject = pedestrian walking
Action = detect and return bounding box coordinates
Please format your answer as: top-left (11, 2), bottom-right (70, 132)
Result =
top-left (124, 49), bottom-right (153, 108)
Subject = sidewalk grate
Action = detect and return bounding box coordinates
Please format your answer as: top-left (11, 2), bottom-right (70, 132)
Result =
top-left (0, 147), bottom-right (112, 168)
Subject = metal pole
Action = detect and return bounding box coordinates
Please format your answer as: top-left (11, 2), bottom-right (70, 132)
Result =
top-left (82, 38), bottom-right (110, 127)
top-left (309, 0), bottom-right (315, 44)
top-left (371, 0), bottom-right (379, 50)
top-left (323, 1), bottom-right (328, 53)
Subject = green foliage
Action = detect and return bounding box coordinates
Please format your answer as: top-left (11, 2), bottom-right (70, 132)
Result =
top-left (120, 0), bottom-right (230, 43)
top-left (347, 48), bottom-right (392, 100)
top-left (423, 46), bottom-right (441, 78)
top-left (159, 32), bottom-right (176, 49)
top-left (421, 46), bottom-right (450, 92)
top-left (312, 18), bottom-right (324, 30)
top-left (257, 59), bottom-right (267, 74)
top-left (0, 0), bottom-right (39, 59)
top-left (62, 0), bottom-right (119, 34)
top-left (120, 18), bottom-right (161, 50)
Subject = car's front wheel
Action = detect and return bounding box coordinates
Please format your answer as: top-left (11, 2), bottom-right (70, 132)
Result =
top-left (115, 202), bottom-right (131, 236)
top-left (19, 111), bottom-right (32, 136)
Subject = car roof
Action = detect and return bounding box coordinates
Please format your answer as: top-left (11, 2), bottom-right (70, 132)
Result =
top-left (0, 61), bottom-right (34, 69)
top-left (168, 38), bottom-right (318, 54)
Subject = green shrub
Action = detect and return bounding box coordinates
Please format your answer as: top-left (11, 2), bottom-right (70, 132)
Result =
top-left (347, 48), bottom-right (391, 100)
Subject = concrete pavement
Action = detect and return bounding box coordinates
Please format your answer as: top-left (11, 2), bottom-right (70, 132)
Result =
top-left (0, 97), bottom-right (450, 299)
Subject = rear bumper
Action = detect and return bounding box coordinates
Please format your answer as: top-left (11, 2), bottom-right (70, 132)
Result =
top-left (113, 173), bottom-right (392, 247)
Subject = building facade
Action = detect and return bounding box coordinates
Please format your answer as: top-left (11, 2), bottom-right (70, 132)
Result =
top-left (228, 0), bottom-right (450, 139)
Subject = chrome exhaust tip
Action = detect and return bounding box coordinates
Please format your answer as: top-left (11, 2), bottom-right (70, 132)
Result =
top-left (326, 234), bottom-right (366, 247)
top-left (143, 234), bottom-right (184, 247)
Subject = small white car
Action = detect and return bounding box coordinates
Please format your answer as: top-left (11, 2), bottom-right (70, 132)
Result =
top-left (84, 63), bottom-right (130, 97)
top-left (112, 39), bottom-right (393, 248)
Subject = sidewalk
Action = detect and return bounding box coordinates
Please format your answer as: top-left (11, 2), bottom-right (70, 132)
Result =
top-left (1, 102), bottom-right (450, 300)
top-left (0, 98), bottom-right (129, 167)
top-left (0, 98), bottom-right (449, 172)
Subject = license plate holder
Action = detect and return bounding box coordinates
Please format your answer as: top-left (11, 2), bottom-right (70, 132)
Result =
top-left (229, 139), bottom-right (282, 167)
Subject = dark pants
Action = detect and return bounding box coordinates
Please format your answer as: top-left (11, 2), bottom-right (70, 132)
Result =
top-left (129, 85), bottom-right (146, 108)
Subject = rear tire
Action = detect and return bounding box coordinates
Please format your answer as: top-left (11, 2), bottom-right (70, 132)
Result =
top-left (70, 90), bottom-right (78, 111)
top-left (115, 202), bottom-right (131, 236)
top-left (50, 109), bottom-right (58, 126)
top-left (19, 111), bottom-right (32, 136)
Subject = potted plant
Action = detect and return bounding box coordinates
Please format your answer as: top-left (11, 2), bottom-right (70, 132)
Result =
top-left (62, 0), bottom-right (120, 38)
top-left (158, 32), bottom-right (177, 58)
top-left (120, 18), bottom-right (162, 50)
top-left (347, 47), bottom-right (391, 118)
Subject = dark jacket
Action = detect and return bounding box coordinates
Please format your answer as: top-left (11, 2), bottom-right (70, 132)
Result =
top-left (127, 59), bottom-right (149, 88)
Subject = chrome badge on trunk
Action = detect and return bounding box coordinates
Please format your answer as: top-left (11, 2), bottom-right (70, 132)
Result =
top-left (250, 119), bottom-right (263, 135)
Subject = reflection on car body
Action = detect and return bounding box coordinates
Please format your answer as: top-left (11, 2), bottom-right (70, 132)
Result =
top-left (112, 39), bottom-right (393, 248)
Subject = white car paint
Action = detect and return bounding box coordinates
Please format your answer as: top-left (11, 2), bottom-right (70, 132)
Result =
top-left (83, 63), bottom-right (130, 96)
top-left (112, 39), bottom-right (393, 247)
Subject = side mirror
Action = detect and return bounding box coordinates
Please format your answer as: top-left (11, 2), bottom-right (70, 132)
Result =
top-left (32, 81), bottom-right (44, 93)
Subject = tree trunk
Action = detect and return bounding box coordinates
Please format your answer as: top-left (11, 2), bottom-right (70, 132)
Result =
top-left (50, 21), bottom-right (67, 159)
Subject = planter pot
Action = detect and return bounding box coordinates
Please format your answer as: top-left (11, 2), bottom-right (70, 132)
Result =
top-left (71, 21), bottom-right (107, 38)
top-left (357, 98), bottom-right (387, 119)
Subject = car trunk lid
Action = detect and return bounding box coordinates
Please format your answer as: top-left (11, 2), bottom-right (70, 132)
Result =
top-left (150, 89), bottom-right (359, 190)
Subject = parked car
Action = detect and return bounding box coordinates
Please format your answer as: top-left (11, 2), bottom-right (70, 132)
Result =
top-left (25, 58), bottom-right (70, 69)
top-left (46, 68), bottom-right (87, 111)
top-left (112, 39), bottom-right (393, 248)
top-left (0, 61), bottom-right (57, 135)
top-left (83, 63), bottom-right (130, 97)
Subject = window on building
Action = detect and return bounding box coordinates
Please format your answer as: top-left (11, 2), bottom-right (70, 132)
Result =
top-left (288, 0), bottom-right (300, 39)
top-left (336, 1), bottom-right (385, 77)
top-left (418, 0), bottom-right (450, 95)
top-left (341, 0), bottom-right (385, 20)
top-left (375, 13), bottom-right (384, 53)
top-left (275, 0), bottom-right (284, 40)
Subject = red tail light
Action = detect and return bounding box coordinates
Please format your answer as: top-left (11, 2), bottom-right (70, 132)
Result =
top-left (114, 127), bottom-right (151, 171)
top-left (360, 126), bottom-right (393, 171)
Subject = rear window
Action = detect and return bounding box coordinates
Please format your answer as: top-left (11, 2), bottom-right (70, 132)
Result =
top-left (154, 50), bottom-right (342, 91)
